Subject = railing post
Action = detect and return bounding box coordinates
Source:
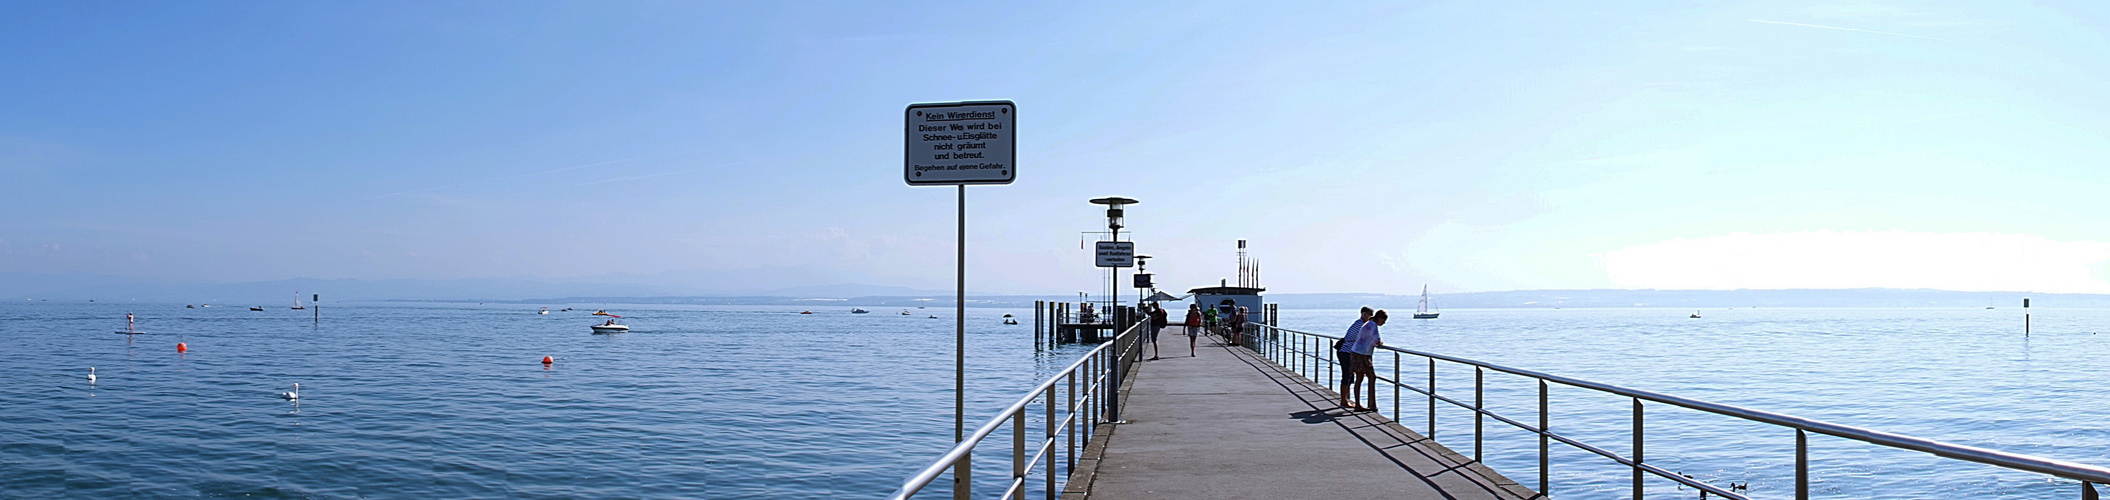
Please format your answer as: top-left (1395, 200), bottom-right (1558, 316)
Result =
top-left (955, 451), bottom-right (972, 500)
top-left (1392, 352), bottom-right (1401, 422)
top-left (2084, 481), bottom-right (2099, 500)
top-left (1067, 370), bottom-right (1077, 475)
top-left (1633, 398), bottom-right (1643, 500)
top-left (1539, 379), bottom-right (1550, 496)
top-left (1428, 358), bottom-right (1437, 438)
top-left (1475, 366), bottom-right (1484, 464)
top-left (1046, 388), bottom-right (1057, 500)
top-left (1797, 428), bottom-right (1809, 500)
top-left (1013, 409), bottom-right (1027, 496)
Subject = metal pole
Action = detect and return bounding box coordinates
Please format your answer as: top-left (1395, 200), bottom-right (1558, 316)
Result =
top-left (1045, 387), bottom-right (1057, 500)
top-left (1392, 352), bottom-right (1401, 422)
top-left (1797, 428), bottom-right (1809, 500)
top-left (954, 184), bottom-right (967, 500)
top-left (2084, 481), bottom-right (2099, 500)
top-left (1633, 398), bottom-right (1644, 500)
top-left (1013, 409), bottom-right (1026, 495)
top-left (1067, 370), bottom-right (1077, 474)
top-left (1475, 366), bottom-right (1484, 464)
top-left (1540, 379), bottom-right (1550, 496)
top-left (1428, 358), bottom-right (1437, 438)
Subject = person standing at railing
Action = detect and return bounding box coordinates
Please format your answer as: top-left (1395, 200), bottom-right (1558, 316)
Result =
top-left (1228, 306), bottom-right (1247, 346)
top-left (1184, 303), bottom-right (1203, 357)
top-left (1338, 307), bottom-right (1373, 410)
top-left (1347, 310), bottom-right (1388, 411)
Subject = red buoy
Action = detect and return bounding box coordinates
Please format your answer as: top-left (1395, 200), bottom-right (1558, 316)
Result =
top-left (176, 342), bottom-right (188, 353)
top-left (541, 355), bottom-right (553, 364)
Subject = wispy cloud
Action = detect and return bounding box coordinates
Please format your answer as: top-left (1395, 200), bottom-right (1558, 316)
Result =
top-left (1748, 19), bottom-right (1948, 41)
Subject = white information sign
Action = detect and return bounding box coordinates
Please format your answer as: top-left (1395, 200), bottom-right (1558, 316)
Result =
top-left (905, 101), bottom-right (1016, 185)
top-left (1095, 241), bottom-right (1134, 268)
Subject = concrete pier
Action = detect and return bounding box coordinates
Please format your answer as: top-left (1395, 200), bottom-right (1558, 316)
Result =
top-left (1067, 335), bottom-right (1535, 500)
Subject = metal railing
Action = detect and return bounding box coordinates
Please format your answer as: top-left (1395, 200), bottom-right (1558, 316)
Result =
top-left (1238, 322), bottom-right (2110, 500)
top-left (888, 322), bottom-right (1142, 500)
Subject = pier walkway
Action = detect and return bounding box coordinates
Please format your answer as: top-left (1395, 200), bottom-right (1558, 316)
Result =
top-left (1069, 337), bottom-right (1535, 500)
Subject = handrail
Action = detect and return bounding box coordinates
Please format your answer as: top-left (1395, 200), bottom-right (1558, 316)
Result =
top-left (1243, 322), bottom-right (2110, 498)
top-left (888, 321), bottom-right (1142, 500)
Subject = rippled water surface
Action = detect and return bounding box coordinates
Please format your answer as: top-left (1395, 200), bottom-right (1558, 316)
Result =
top-left (0, 302), bottom-right (1088, 498)
top-left (1271, 307), bottom-right (2110, 499)
top-left (5, 303), bottom-right (2107, 499)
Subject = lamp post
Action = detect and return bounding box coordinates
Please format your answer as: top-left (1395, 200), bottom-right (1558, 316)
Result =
top-left (1089, 197), bottom-right (1137, 328)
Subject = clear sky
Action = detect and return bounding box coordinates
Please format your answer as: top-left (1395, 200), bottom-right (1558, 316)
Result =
top-left (6, 1), bottom-right (2110, 295)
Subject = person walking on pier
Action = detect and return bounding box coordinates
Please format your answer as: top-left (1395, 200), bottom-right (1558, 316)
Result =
top-left (1338, 307), bottom-right (1372, 410)
top-left (1147, 304), bottom-right (1168, 361)
top-left (1184, 304), bottom-right (1203, 357)
top-left (1228, 306), bottom-right (1247, 346)
top-left (1348, 310), bottom-right (1389, 411)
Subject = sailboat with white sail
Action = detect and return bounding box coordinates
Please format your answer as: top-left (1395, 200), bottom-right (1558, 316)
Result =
top-left (291, 292), bottom-right (305, 310)
top-left (1413, 285), bottom-right (1439, 319)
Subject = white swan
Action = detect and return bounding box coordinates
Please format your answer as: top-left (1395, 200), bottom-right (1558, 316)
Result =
top-left (88, 367), bottom-right (96, 384)
top-left (280, 383), bottom-right (300, 400)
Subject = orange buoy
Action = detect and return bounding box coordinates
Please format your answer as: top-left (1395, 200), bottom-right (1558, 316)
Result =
top-left (541, 355), bottom-right (553, 364)
top-left (176, 342), bottom-right (188, 352)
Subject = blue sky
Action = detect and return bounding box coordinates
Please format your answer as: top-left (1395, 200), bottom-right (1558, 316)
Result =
top-left (6, 1), bottom-right (2110, 295)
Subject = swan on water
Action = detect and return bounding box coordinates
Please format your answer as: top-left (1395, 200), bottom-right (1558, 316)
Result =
top-left (280, 383), bottom-right (300, 400)
top-left (88, 367), bottom-right (96, 384)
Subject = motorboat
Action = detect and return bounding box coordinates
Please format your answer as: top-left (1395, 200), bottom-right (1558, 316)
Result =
top-left (539, 307), bottom-right (550, 315)
top-left (851, 308), bottom-right (870, 314)
top-left (1690, 311), bottom-right (1702, 319)
top-left (901, 310), bottom-right (911, 315)
top-left (249, 306), bottom-right (263, 311)
top-left (591, 318), bottom-right (629, 333)
top-left (592, 310), bottom-right (612, 316)
top-left (1003, 318), bottom-right (1018, 325)
top-left (800, 311), bottom-right (813, 314)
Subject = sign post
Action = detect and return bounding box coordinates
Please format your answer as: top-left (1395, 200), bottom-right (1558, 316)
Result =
top-left (905, 100), bottom-right (1015, 499)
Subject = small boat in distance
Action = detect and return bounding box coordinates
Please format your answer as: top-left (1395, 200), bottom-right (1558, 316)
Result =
top-left (1413, 285), bottom-right (1440, 319)
top-left (1690, 311), bottom-right (1702, 319)
top-left (851, 308), bottom-right (869, 314)
top-left (800, 311), bottom-right (813, 314)
top-left (291, 292), bottom-right (306, 310)
top-left (249, 306), bottom-right (263, 311)
top-left (539, 307), bottom-right (550, 315)
top-left (901, 310), bottom-right (911, 315)
top-left (592, 310), bottom-right (611, 316)
top-left (591, 317), bottom-right (629, 333)
top-left (186, 305), bottom-right (195, 309)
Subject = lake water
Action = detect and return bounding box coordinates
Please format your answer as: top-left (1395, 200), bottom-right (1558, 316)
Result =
top-left (1271, 306), bottom-right (2110, 499)
top-left (2, 302), bottom-right (2104, 499)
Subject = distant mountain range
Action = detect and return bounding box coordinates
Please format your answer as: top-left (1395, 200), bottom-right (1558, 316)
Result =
top-left (8, 272), bottom-right (2102, 309)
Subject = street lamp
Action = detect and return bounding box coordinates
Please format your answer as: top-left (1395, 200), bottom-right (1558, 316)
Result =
top-left (1089, 197), bottom-right (1137, 328)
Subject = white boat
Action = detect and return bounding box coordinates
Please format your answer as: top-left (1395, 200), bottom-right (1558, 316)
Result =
top-left (1413, 285), bottom-right (1439, 319)
top-left (539, 307), bottom-right (550, 315)
top-left (591, 320), bottom-right (629, 333)
top-left (291, 292), bottom-right (306, 310)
